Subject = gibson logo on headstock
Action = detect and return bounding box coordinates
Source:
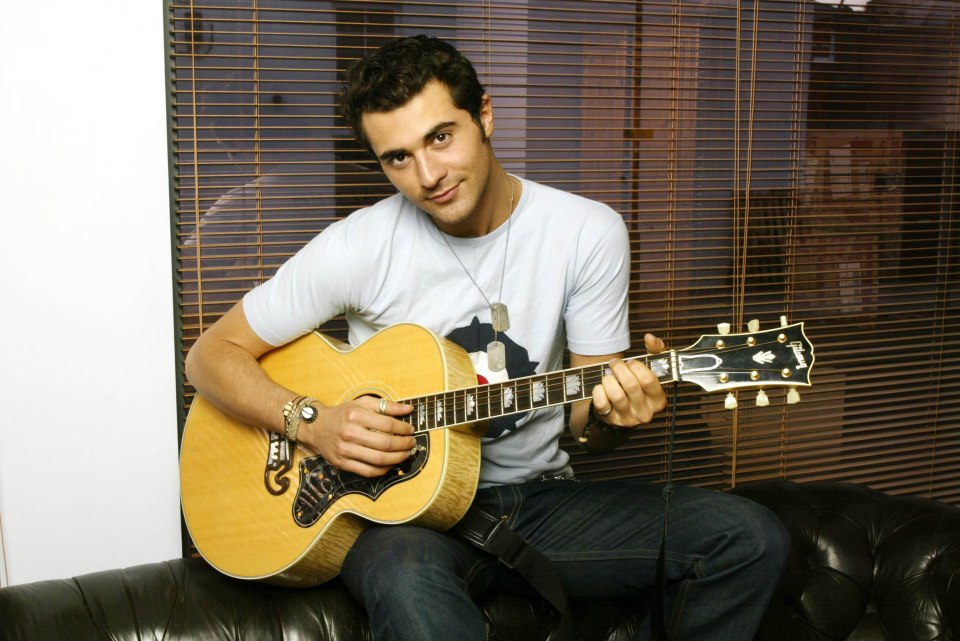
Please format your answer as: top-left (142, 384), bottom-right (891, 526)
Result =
top-left (790, 341), bottom-right (808, 369)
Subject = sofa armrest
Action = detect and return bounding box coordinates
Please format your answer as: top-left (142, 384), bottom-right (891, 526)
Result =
top-left (0, 557), bottom-right (371, 641)
top-left (733, 479), bottom-right (960, 641)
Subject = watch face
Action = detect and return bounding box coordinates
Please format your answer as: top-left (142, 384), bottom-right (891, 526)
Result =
top-left (300, 405), bottom-right (318, 423)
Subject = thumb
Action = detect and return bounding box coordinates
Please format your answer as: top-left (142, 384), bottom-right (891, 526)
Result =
top-left (644, 333), bottom-right (665, 354)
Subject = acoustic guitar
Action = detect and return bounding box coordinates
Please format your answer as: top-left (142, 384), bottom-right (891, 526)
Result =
top-left (180, 320), bottom-right (814, 586)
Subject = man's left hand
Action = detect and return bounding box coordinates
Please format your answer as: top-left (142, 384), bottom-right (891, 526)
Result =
top-left (590, 333), bottom-right (667, 428)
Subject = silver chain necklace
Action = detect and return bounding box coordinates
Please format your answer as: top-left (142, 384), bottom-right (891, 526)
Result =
top-left (439, 176), bottom-right (515, 371)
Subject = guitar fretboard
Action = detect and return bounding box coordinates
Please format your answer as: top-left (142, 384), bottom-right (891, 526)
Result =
top-left (399, 353), bottom-right (676, 433)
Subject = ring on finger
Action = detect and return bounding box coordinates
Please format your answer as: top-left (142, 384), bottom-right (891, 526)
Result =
top-left (378, 398), bottom-right (388, 415)
top-left (598, 407), bottom-right (613, 417)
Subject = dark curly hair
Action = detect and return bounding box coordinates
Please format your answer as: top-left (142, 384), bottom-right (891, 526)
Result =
top-left (338, 35), bottom-right (486, 152)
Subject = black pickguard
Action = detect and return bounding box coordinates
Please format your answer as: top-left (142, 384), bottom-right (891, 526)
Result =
top-left (291, 433), bottom-right (430, 527)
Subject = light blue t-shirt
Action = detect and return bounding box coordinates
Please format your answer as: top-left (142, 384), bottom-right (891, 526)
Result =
top-left (243, 176), bottom-right (631, 486)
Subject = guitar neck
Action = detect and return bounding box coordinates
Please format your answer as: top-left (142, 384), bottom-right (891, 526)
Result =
top-left (398, 353), bottom-right (678, 433)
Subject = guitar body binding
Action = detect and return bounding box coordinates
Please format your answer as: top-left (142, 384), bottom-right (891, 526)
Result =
top-left (180, 321), bottom-right (813, 586)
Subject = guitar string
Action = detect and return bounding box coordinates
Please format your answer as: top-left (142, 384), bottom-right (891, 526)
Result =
top-left (398, 373), bottom-right (608, 431)
top-left (396, 364), bottom-right (684, 426)
top-left (401, 368), bottom-right (643, 432)
top-left (400, 378), bottom-right (604, 421)
top-left (394, 337), bottom-right (800, 432)
top-left (400, 333), bottom-right (798, 424)
top-left (398, 336), bottom-right (791, 412)
top-left (395, 358), bottom-right (651, 421)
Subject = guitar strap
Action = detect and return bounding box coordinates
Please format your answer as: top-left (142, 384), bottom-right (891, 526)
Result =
top-left (453, 506), bottom-right (576, 640)
top-left (455, 386), bottom-right (680, 641)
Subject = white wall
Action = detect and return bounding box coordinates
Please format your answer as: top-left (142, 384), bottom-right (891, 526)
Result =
top-left (0, 2), bottom-right (182, 585)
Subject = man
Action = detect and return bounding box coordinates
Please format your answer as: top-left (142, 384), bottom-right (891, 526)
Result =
top-left (185, 35), bottom-right (789, 641)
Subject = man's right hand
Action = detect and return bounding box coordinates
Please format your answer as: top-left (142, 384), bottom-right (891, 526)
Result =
top-left (186, 303), bottom-right (417, 479)
top-left (298, 397), bottom-right (416, 478)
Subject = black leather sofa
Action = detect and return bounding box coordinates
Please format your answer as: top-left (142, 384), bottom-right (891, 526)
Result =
top-left (2, 479), bottom-right (958, 641)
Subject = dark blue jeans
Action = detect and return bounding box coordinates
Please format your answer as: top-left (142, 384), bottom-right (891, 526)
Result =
top-left (341, 479), bottom-right (789, 641)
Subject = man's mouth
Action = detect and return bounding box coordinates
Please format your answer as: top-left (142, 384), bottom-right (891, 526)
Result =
top-left (428, 183), bottom-right (458, 205)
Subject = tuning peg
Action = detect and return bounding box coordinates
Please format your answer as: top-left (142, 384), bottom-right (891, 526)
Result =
top-left (748, 319), bottom-right (760, 333)
top-left (780, 315), bottom-right (789, 327)
top-left (717, 323), bottom-right (731, 335)
top-left (755, 389), bottom-right (769, 407)
top-left (787, 387), bottom-right (801, 404)
top-left (725, 392), bottom-right (738, 410)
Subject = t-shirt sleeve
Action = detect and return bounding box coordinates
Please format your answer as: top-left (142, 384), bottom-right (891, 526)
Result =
top-left (563, 211), bottom-right (632, 356)
top-left (242, 219), bottom-right (354, 347)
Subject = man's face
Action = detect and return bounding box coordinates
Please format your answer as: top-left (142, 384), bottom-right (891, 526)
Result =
top-left (361, 80), bottom-right (496, 237)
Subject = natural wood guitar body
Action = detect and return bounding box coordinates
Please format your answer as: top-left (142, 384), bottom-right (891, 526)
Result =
top-left (181, 319), bottom-right (814, 587)
top-left (179, 324), bottom-right (484, 587)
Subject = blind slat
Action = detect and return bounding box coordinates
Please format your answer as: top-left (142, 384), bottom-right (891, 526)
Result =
top-left (169, 0), bottom-right (960, 506)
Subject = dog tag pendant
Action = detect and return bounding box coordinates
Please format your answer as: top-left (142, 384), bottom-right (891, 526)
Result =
top-left (490, 303), bottom-right (510, 333)
top-left (487, 340), bottom-right (507, 372)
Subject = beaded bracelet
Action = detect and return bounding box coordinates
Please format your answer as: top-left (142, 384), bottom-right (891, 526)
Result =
top-left (282, 395), bottom-right (318, 442)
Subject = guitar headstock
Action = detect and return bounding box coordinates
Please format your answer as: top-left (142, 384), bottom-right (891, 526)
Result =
top-left (677, 321), bottom-right (814, 404)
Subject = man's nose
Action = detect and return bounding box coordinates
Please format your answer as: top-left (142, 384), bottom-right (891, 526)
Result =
top-left (416, 153), bottom-right (444, 189)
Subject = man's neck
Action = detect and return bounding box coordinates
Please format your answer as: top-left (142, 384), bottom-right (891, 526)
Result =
top-left (436, 167), bottom-right (516, 238)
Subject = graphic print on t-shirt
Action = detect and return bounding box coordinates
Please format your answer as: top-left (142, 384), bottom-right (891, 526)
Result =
top-left (446, 316), bottom-right (540, 438)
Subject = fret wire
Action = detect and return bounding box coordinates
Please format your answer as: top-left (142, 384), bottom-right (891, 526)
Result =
top-left (420, 398), bottom-right (430, 431)
top-left (423, 398), bottom-right (431, 429)
top-left (430, 393), bottom-right (440, 428)
top-left (418, 396), bottom-right (428, 430)
top-left (433, 394), bottom-right (442, 428)
top-left (434, 394), bottom-right (443, 428)
top-left (548, 372), bottom-right (563, 405)
top-left (516, 380), bottom-right (531, 412)
top-left (445, 390), bottom-right (456, 426)
top-left (407, 379), bottom-right (598, 414)
top-left (405, 384), bottom-right (689, 433)
top-left (412, 401), bottom-right (423, 433)
top-left (479, 382), bottom-right (491, 420)
top-left (465, 388), bottom-right (475, 422)
top-left (454, 388), bottom-right (464, 424)
top-left (426, 394), bottom-right (436, 429)
top-left (472, 387), bottom-right (483, 420)
top-left (490, 381), bottom-right (503, 417)
top-left (397, 351), bottom-right (676, 430)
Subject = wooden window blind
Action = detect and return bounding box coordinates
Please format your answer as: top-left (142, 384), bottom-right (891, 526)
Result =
top-left (168, 0), bottom-right (960, 505)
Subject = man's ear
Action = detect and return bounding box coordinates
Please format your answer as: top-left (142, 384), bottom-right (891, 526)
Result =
top-left (479, 93), bottom-right (494, 139)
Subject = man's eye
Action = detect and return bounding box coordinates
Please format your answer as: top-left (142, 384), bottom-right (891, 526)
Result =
top-left (434, 132), bottom-right (450, 144)
top-left (390, 153), bottom-right (408, 165)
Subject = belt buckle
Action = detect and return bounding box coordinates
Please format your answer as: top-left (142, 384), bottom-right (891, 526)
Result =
top-left (537, 472), bottom-right (574, 482)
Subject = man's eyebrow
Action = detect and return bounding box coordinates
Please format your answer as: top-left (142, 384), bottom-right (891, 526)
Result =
top-left (377, 120), bottom-right (458, 163)
top-left (377, 148), bottom-right (403, 163)
top-left (424, 120), bottom-right (458, 141)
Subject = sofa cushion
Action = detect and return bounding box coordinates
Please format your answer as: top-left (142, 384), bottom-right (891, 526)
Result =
top-left (1, 480), bottom-right (957, 641)
top-left (732, 480), bottom-right (960, 641)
